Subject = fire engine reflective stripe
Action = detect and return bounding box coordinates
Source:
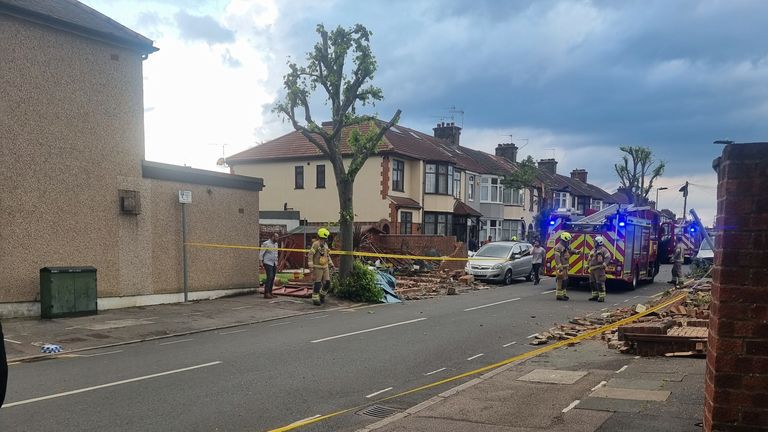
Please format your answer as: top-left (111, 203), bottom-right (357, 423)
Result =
top-left (568, 235), bottom-right (585, 273)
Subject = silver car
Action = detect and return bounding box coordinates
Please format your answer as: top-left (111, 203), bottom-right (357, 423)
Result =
top-left (464, 241), bottom-right (534, 284)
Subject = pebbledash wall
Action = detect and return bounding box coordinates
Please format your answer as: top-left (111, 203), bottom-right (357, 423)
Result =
top-left (0, 12), bottom-right (263, 317)
top-left (705, 142), bottom-right (768, 431)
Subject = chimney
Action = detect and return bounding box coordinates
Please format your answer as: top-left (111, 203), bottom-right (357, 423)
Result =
top-left (433, 122), bottom-right (461, 146)
top-left (495, 143), bottom-right (518, 163)
top-left (570, 169), bottom-right (588, 183)
top-left (537, 158), bottom-right (557, 175)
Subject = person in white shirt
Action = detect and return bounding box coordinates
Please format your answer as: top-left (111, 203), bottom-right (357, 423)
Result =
top-left (260, 232), bottom-right (280, 299)
top-left (530, 240), bottom-right (546, 285)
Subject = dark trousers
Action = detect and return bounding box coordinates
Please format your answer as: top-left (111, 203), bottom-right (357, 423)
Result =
top-left (1, 321), bottom-right (8, 406)
top-left (263, 264), bottom-right (277, 295)
top-left (532, 263), bottom-right (541, 283)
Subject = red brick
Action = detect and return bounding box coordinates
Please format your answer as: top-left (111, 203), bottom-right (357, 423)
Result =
top-left (719, 233), bottom-right (753, 250)
top-left (745, 340), bottom-right (768, 356)
top-left (711, 403), bottom-right (740, 423)
top-left (710, 336), bottom-right (745, 354)
top-left (713, 389), bottom-right (755, 406)
top-left (750, 214), bottom-right (768, 231)
top-left (741, 409), bottom-right (768, 427)
top-left (741, 375), bottom-right (768, 393)
top-left (717, 287), bottom-right (768, 303)
top-left (713, 372), bottom-right (743, 389)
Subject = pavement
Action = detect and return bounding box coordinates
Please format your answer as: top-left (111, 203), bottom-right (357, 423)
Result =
top-left (355, 340), bottom-right (705, 432)
top-left (0, 264), bottom-right (702, 432)
top-left (2, 292), bottom-right (359, 362)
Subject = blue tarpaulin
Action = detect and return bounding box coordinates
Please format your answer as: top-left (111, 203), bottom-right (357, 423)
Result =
top-left (374, 270), bottom-right (402, 303)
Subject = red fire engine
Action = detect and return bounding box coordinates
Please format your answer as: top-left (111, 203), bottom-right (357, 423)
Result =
top-left (659, 217), bottom-right (703, 264)
top-left (544, 205), bottom-right (661, 289)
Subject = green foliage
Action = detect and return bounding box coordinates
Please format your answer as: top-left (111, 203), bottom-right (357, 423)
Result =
top-left (614, 146), bottom-right (666, 203)
top-left (271, 23), bottom-right (401, 280)
top-left (501, 155), bottom-right (538, 190)
top-left (331, 260), bottom-right (384, 303)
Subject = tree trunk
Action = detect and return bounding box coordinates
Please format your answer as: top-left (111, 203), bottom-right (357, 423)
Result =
top-left (337, 178), bottom-right (354, 279)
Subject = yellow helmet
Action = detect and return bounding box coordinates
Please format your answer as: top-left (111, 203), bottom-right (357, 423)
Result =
top-left (317, 227), bottom-right (330, 239)
top-left (559, 232), bottom-right (572, 242)
top-left (511, 236), bottom-right (518, 241)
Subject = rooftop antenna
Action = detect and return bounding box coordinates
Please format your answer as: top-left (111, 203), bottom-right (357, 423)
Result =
top-left (505, 135), bottom-right (529, 150)
top-left (210, 143), bottom-right (229, 166)
top-left (544, 148), bottom-right (556, 159)
top-left (447, 106), bottom-right (464, 128)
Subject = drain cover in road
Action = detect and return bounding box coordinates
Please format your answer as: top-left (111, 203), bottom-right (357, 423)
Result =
top-left (516, 369), bottom-right (588, 384)
top-left (356, 405), bottom-right (401, 419)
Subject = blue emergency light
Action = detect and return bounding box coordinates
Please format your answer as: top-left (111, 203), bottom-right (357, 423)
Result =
top-left (549, 220), bottom-right (556, 226)
top-left (618, 221), bottom-right (626, 227)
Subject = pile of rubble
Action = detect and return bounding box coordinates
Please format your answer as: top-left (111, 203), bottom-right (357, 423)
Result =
top-left (527, 275), bottom-right (713, 357)
top-left (395, 269), bottom-right (486, 300)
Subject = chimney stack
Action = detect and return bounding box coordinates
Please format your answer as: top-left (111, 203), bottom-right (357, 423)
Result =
top-left (433, 122), bottom-right (461, 147)
top-left (570, 169), bottom-right (588, 183)
top-left (537, 158), bottom-right (557, 175)
top-left (495, 143), bottom-right (518, 163)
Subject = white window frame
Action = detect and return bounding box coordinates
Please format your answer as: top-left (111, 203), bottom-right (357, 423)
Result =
top-left (467, 175), bottom-right (475, 201)
top-left (481, 176), bottom-right (502, 204)
top-left (554, 191), bottom-right (569, 209)
top-left (453, 170), bottom-right (462, 199)
top-left (591, 199), bottom-right (603, 211)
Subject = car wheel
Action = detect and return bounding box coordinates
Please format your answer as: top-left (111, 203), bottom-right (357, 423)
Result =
top-left (525, 267), bottom-right (533, 282)
top-left (504, 269), bottom-right (514, 285)
top-left (631, 267), bottom-right (639, 290)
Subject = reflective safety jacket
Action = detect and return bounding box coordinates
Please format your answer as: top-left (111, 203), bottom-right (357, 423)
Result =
top-left (588, 246), bottom-right (612, 272)
top-left (308, 240), bottom-right (331, 269)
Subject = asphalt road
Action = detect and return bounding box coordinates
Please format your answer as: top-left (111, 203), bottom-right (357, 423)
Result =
top-left (1, 266), bottom-right (677, 432)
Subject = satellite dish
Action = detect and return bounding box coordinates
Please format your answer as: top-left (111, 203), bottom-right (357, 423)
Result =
top-left (216, 157), bottom-right (226, 166)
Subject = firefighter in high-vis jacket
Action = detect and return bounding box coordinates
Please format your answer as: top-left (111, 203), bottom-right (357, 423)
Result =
top-left (588, 236), bottom-right (612, 302)
top-left (309, 227), bottom-right (334, 306)
top-left (553, 231), bottom-right (576, 301)
top-left (669, 235), bottom-right (685, 288)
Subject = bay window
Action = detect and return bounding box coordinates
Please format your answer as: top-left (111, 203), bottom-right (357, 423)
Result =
top-left (425, 163), bottom-right (455, 195)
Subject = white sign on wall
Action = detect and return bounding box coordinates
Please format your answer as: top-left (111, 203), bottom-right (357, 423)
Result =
top-left (178, 190), bottom-right (192, 204)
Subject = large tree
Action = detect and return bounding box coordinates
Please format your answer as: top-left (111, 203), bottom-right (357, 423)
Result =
top-left (614, 146), bottom-right (665, 204)
top-left (274, 24), bottom-right (401, 279)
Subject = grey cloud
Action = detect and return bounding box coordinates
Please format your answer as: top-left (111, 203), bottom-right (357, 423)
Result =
top-left (175, 11), bottom-right (235, 45)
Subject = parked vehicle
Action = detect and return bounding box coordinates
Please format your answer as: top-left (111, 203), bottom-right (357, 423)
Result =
top-left (464, 241), bottom-right (533, 284)
top-left (659, 219), bottom-right (703, 264)
top-left (544, 205), bottom-right (661, 289)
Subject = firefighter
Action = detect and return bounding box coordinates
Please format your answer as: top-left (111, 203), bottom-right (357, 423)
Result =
top-left (588, 236), bottom-right (611, 302)
top-left (309, 227), bottom-right (334, 305)
top-left (669, 235), bottom-right (685, 287)
top-left (553, 231), bottom-right (575, 301)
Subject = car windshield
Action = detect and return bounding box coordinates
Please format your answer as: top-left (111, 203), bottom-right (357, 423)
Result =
top-left (475, 244), bottom-right (512, 258)
top-left (700, 240), bottom-right (712, 251)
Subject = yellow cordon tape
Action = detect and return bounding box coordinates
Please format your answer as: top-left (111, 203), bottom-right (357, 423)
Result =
top-left (184, 242), bottom-right (503, 262)
top-left (265, 292), bottom-right (688, 432)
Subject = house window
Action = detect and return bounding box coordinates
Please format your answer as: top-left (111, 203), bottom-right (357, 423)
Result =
top-left (294, 166), bottom-right (304, 189)
top-left (424, 212), bottom-right (452, 235)
top-left (468, 175), bottom-right (475, 201)
top-left (453, 170), bottom-right (461, 199)
top-left (481, 219), bottom-right (502, 241)
top-left (503, 188), bottom-right (524, 206)
top-left (481, 177), bottom-right (503, 203)
top-left (400, 211), bottom-right (413, 234)
top-left (425, 163), bottom-right (454, 195)
top-left (502, 220), bottom-right (521, 240)
top-left (576, 197), bottom-right (587, 214)
top-left (591, 199), bottom-right (603, 210)
top-left (316, 164), bottom-right (325, 189)
top-left (554, 191), bottom-right (569, 209)
top-left (392, 160), bottom-right (404, 192)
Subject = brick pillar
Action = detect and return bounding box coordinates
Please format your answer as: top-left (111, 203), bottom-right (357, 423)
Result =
top-left (705, 143), bottom-right (768, 431)
top-left (380, 156), bottom-right (390, 199)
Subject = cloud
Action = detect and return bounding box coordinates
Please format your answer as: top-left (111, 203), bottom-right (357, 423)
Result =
top-left (174, 11), bottom-right (235, 45)
top-left (221, 49), bottom-right (242, 68)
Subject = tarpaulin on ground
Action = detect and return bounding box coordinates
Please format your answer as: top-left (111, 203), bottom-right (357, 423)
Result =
top-left (374, 270), bottom-right (402, 303)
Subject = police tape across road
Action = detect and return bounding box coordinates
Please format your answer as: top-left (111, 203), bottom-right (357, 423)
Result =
top-left (183, 242), bottom-right (506, 262)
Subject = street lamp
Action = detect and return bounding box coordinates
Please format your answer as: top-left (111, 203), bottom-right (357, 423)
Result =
top-left (656, 187), bottom-right (668, 208)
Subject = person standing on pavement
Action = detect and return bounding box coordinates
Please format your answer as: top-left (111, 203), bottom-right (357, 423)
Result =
top-left (553, 232), bottom-right (575, 301)
top-left (530, 240), bottom-right (545, 285)
top-left (309, 228), bottom-right (335, 306)
top-left (670, 235), bottom-right (686, 287)
top-left (588, 236), bottom-right (612, 302)
top-left (1, 320), bottom-right (8, 406)
top-left (260, 232), bottom-right (280, 299)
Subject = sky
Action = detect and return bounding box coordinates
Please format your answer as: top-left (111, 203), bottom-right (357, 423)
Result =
top-left (83, 0), bottom-right (768, 225)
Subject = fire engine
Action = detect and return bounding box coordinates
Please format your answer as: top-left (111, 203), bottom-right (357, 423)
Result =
top-left (544, 204), bottom-right (661, 289)
top-left (658, 215), bottom-right (704, 264)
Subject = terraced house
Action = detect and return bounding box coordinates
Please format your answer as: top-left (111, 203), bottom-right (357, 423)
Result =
top-left (226, 121), bottom-right (537, 245)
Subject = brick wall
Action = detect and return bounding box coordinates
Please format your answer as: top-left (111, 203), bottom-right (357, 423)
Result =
top-left (377, 234), bottom-right (464, 258)
top-left (705, 143), bottom-right (768, 431)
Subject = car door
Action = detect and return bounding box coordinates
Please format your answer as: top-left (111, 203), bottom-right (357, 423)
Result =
top-left (509, 244), bottom-right (523, 277)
